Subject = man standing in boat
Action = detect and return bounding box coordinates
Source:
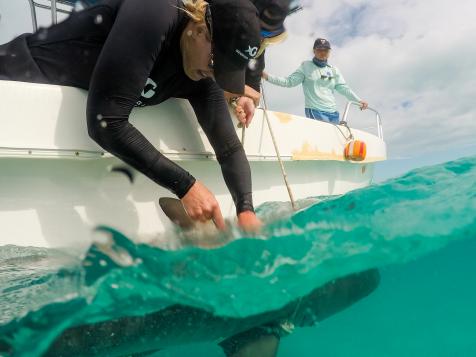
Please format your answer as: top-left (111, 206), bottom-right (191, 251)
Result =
top-left (263, 38), bottom-right (369, 123)
top-left (0, 0), bottom-right (262, 231)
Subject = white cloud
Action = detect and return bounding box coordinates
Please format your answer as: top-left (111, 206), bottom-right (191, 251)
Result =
top-left (264, 0), bottom-right (476, 157)
top-left (0, 1), bottom-right (33, 43)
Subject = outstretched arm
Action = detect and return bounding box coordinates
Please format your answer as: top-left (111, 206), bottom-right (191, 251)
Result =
top-left (334, 67), bottom-right (368, 109)
top-left (263, 64), bottom-right (305, 88)
top-left (188, 80), bottom-right (262, 230)
top-left (86, 0), bottom-right (196, 197)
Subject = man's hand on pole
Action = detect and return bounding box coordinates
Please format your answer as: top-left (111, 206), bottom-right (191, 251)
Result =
top-left (235, 96), bottom-right (255, 128)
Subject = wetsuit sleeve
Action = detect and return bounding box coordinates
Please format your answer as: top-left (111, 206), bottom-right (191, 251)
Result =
top-left (334, 67), bottom-right (361, 102)
top-left (245, 53), bottom-right (266, 92)
top-left (86, 0), bottom-right (196, 198)
top-left (188, 80), bottom-right (254, 214)
top-left (266, 63), bottom-right (305, 88)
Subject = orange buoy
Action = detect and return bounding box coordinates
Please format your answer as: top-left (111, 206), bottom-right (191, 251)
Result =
top-left (344, 140), bottom-right (367, 161)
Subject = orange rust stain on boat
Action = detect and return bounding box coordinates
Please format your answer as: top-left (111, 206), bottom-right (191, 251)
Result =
top-left (292, 142), bottom-right (344, 161)
top-left (273, 112), bottom-right (293, 124)
top-left (292, 142), bottom-right (386, 163)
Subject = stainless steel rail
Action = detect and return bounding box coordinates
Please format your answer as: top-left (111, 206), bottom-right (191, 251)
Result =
top-left (26, 0), bottom-right (74, 31)
top-left (341, 101), bottom-right (384, 140)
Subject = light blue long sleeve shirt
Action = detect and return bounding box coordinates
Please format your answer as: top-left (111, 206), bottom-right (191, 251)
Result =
top-left (266, 60), bottom-right (361, 113)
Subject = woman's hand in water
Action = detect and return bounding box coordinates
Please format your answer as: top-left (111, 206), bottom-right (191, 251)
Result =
top-left (237, 211), bottom-right (263, 232)
top-left (235, 96), bottom-right (255, 128)
top-left (181, 181), bottom-right (226, 230)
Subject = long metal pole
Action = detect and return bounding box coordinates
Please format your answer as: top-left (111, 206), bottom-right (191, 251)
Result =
top-left (261, 84), bottom-right (297, 211)
top-left (50, 0), bottom-right (58, 24)
top-left (27, 0), bottom-right (38, 32)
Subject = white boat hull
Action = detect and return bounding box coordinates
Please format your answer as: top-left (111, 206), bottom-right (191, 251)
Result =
top-left (0, 81), bottom-right (386, 250)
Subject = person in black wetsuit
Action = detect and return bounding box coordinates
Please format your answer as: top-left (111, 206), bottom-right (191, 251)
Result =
top-left (0, 0), bottom-right (262, 231)
top-left (0, 2), bottom-right (382, 356)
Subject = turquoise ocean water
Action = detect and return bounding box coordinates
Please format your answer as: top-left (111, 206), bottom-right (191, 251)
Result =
top-left (0, 156), bottom-right (475, 356)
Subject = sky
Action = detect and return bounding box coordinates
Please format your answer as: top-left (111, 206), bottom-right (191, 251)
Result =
top-left (1, 0), bottom-right (475, 180)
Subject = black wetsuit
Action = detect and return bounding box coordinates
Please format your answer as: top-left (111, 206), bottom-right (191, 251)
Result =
top-left (0, 0), bottom-right (253, 213)
top-left (245, 54), bottom-right (266, 92)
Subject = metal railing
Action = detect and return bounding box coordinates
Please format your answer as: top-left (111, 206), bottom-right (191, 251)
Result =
top-left (341, 101), bottom-right (384, 140)
top-left (26, 0), bottom-right (74, 32)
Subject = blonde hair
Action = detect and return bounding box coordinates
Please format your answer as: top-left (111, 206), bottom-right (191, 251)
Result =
top-left (180, 0), bottom-right (209, 23)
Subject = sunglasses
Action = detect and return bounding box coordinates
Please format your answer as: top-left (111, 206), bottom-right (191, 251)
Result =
top-left (205, 5), bottom-right (214, 70)
top-left (260, 27), bottom-right (285, 39)
top-left (256, 28), bottom-right (288, 58)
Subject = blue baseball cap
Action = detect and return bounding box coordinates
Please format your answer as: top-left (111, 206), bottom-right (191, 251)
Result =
top-left (313, 38), bottom-right (331, 50)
